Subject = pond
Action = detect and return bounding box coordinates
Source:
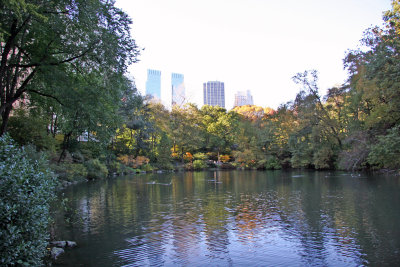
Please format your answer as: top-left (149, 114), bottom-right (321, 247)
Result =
top-left (53, 170), bottom-right (400, 266)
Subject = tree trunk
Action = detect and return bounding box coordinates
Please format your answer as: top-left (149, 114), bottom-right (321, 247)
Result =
top-left (58, 132), bottom-right (72, 163)
top-left (0, 106), bottom-right (12, 136)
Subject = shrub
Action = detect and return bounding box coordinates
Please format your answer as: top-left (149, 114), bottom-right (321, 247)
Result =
top-left (368, 126), bottom-right (400, 169)
top-left (0, 134), bottom-right (56, 266)
top-left (7, 109), bottom-right (56, 151)
top-left (108, 160), bottom-right (122, 175)
top-left (117, 155), bottom-right (150, 168)
top-left (184, 162), bottom-right (193, 171)
top-left (265, 157), bottom-right (282, 170)
top-left (85, 159), bottom-right (108, 180)
top-left (183, 152), bottom-right (193, 163)
top-left (156, 161), bottom-right (174, 171)
top-left (66, 163), bottom-right (88, 181)
top-left (141, 163), bottom-right (154, 172)
top-left (193, 160), bottom-right (207, 170)
top-left (52, 163), bottom-right (88, 182)
top-left (220, 154), bottom-right (230, 163)
top-left (193, 152), bottom-right (208, 160)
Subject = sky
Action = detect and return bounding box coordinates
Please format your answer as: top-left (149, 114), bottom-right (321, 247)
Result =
top-left (115, 0), bottom-right (392, 110)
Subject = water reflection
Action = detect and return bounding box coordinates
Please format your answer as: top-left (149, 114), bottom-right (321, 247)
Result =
top-left (54, 171), bottom-right (400, 266)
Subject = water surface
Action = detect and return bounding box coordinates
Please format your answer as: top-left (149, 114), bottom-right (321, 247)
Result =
top-left (54, 170), bottom-right (400, 266)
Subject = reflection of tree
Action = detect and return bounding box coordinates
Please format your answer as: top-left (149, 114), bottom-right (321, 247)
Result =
top-left (171, 209), bottom-right (202, 265)
top-left (234, 197), bottom-right (263, 242)
top-left (202, 200), bottom-right (231, 263)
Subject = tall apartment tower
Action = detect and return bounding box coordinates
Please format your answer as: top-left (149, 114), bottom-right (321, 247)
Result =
top-left (203, 81), bottom-right (225, 108)
top-left (145, 69), bottom-right (161, 100)
top-left (171, 73), bottom-right (185, 106)
top-left (234, 90), bottom-right (254, 107)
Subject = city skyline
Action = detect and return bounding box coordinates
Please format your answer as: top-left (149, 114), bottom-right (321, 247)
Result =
top-left (116, 0), bottom-right (391, 110)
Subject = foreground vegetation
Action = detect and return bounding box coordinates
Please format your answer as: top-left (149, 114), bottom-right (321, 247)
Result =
top-left (1, 0), bottom-right (400, 265)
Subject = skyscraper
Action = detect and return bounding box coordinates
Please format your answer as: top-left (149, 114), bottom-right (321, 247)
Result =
top-left (203, 81), bottom-right (225, 108)
top-left (171, 73), bottom-right (185, 106)
top-left (234, 90), bottom-right (254, 107)
top-left (145, 69), bottom-right (161, 100)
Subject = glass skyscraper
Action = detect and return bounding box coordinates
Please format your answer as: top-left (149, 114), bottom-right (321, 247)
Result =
top-left (171, 73), bottom-right (185, 106)
top-left (145, 69), bottom-right (161, 100)
top-left (203, 81), bottom-right (225, 108)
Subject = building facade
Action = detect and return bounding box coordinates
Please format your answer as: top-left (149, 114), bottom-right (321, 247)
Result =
top-left (171, 73), bottom-right (185, 106)
top-left (234, 90), bottom-right (254, 107)
top-left (203, 81), bottom-right (225, 108)
top-left (145, 69), bottom-right (161, 100)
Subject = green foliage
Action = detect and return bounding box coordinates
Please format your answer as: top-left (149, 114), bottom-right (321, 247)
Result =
top-left (193, 160), bottom-right (207, 170)
top-left (85, 159), bottom-right (108, 180)
top-left (193, 152), bottom-right (208, 160)
top-left (141, 163), bottom-right (154, 172)
top-left (258, 157), bottom-right (282, 170)
top-left (155, 132), bottom-right (172, 168)
top-left (0, 134), bottom-right (56, 266)
top-left (313, 146), bottom-right (336, 170)
top-left (368, 126), bottom-right (400, 169)
top-left (51, 162), bottom-right (88, 182)
top-left (65, 163), bottom-right (88, 181)
top-left (108, 160), bottom-right (122, 175)
top-left (7, 109), bottom-right (56, 151)
top-left (1, 0), bottom-right (139, 135)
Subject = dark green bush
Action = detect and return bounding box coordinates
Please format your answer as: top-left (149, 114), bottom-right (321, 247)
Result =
top-left (368, 126), bottom-right (400, 169)
top-left (0, 134), bottom-right (56, 266)
top-left (84, 159), bottom-right (108, 179)
top-left (7, 109), bottom-right (56, 152)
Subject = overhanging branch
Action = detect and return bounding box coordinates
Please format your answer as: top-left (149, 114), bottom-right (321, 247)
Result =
top-left (28, 89), bottom-right (64, 106)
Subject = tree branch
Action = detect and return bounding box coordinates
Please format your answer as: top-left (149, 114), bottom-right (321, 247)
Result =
top-left (10, 44), bottom-right (95, 68)
top-left (28, 89), bottom-right (64, 106)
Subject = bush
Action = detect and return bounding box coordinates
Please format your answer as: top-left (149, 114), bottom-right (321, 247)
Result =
top-left (258, 157), bottom-right (282, 170)
top-left (184, 162), bottom-right (193, 171)
top-left (85, 159), bottom-right (108, 180)
top-left (0, 134), bottom-right (56, 266)
top-left (7, 109), bottom-right (57, 151)
top-left (193, 152), bottom-right (208, 160)
top-left (156, 161), bottom-right (174, 171)
top-left (141, 163), bottom-right (154, 172)
top-left (368, 126), bottom-right (400, 169)
top-left (66, 163), bottom-right (88, 181)
top-left (108, 160), bottom-right (122, 175)
top-left (193, 160), bottom-right (207, 170)
top-left (51, 163), bottom-right (88, 182)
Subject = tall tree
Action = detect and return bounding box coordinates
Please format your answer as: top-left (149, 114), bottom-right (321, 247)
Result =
top-left (0, 0), bottom-right (139, 134)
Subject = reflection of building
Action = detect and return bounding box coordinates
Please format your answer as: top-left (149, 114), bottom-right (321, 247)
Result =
top-left (171, 73), bottom-right (185, 106)
top-left (234, 90), bottom-right (253, 107)
top-left (203, 81), bottom-right (225, 108)
top-left (145, 69), bottom-right (161, 100)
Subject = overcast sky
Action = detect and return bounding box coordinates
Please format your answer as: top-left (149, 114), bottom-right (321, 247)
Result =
top-left (115, 0), bottom-right (392, 110)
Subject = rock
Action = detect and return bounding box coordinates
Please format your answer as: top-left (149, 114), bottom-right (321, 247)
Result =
top-left (51, 247), bottom-right (64, 260)
top-left (50, 241), bottom-right (67, 248)
top-left (66, 241), bottom-right (77, 247)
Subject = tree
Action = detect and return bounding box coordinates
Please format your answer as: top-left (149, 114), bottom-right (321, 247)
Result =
top-left (0, 0), bottom-right (139, 135)
top-left (170, 104), bottom-right (203, 163)
top-left (201, 105), bottom-right (239, 162)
